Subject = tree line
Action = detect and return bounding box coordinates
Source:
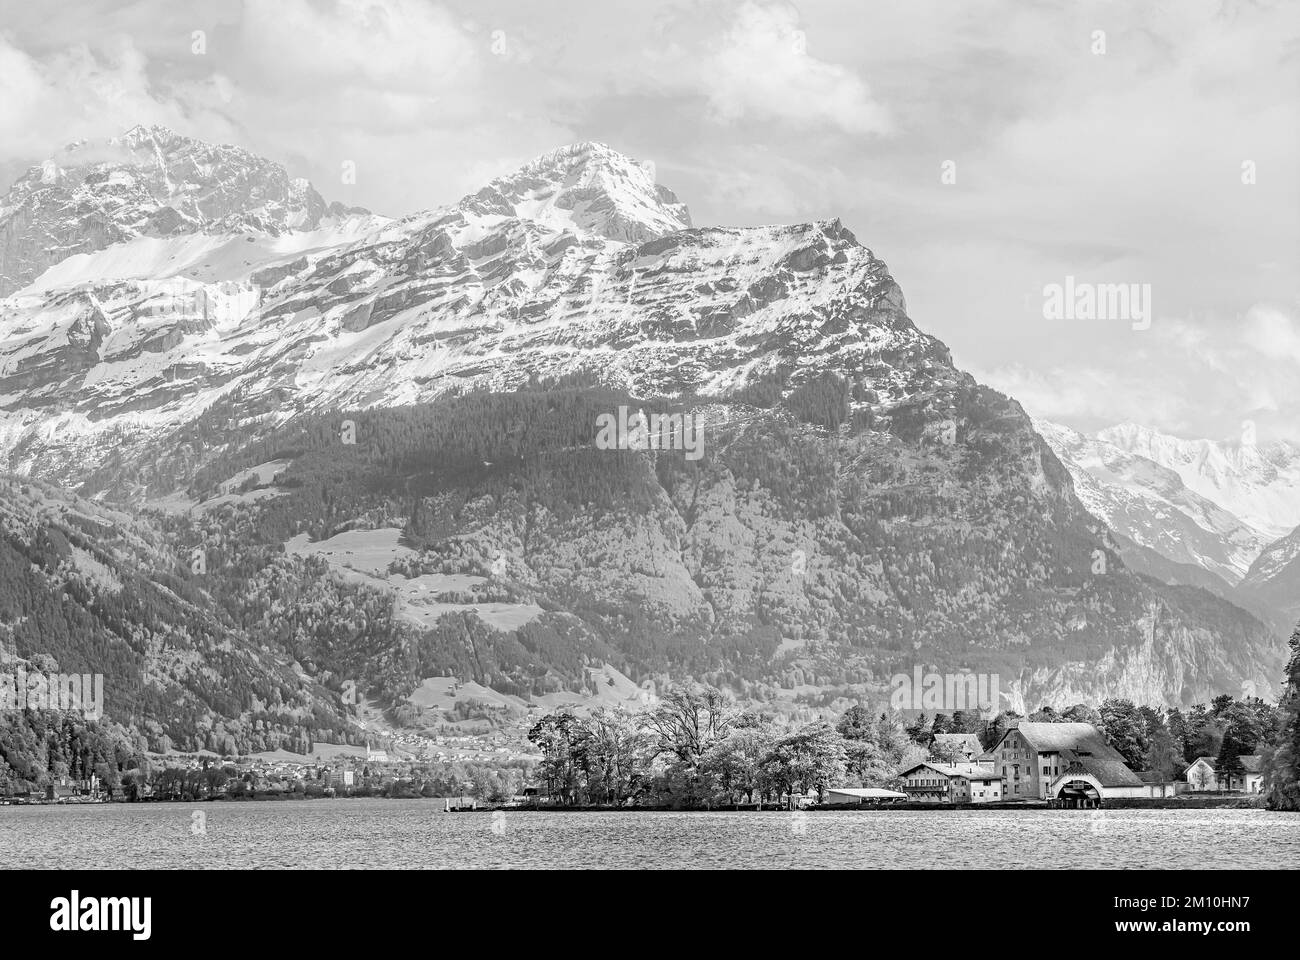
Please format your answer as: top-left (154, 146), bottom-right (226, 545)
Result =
top-left (527, 686), bottom-right (920, 808)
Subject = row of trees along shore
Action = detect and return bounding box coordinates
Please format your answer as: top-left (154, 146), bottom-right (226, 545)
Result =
top-left (528, 625), bottom-right (1300, 810)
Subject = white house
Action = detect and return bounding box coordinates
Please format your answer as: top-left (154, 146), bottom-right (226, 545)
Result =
top-left (950, 769), bottom-right (1004, 803)
top-left (1185, 755), bottom-right (1264, 793)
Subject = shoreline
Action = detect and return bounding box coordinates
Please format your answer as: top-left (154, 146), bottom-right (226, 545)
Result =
top-left (4, 795), bottom-right (1272, 812)
top-left (447, 790), bottom-right (1268, 806)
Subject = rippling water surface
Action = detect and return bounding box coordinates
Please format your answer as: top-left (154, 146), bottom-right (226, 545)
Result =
top-left (3, 801), bottom-right (1298, 869)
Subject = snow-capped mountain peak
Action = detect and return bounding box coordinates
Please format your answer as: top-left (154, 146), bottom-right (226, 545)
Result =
top-left (0, 129), bottom-right (938, 491)
top-left (0, 125), bottom-right (362, 297)
top-left (459, 141), bottom-right (692, 243)
top-left (1035, 418), bottom-right (1271, 582)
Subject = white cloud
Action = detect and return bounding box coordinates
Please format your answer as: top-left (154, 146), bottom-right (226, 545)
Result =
top-left (703, 2), bottom-right (891, 134)
top-left (978, 364), bottom-right (1187, 434)
top-left (0, 0), bottom-right (1293, 443)
top-left (982, 302), bottom-right (1300, 444)
top-left (239, 0), bottom-right (479, 95)
top-left (1241, 306), bottom-right (1300, 364)
top-left (0, 33), bottom-right (234, 165)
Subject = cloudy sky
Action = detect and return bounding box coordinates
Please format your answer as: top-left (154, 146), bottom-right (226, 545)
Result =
top-left (1, 0), bottom-right (1297, 442)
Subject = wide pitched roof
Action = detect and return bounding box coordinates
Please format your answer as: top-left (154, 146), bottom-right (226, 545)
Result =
top-left (900, 762), bottom-right (949, 778)
top-left (901, 761), bottom-right (999, 779)
top-left (1003, 722), bottom-right (1145, 786)
top-left (1010, 722), bottom-right (1128, 762)
top-left (1069, 757), bottom-right (1144, 787)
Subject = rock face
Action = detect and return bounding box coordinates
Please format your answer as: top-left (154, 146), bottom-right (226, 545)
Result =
top-left (0, 128), bottom-right (1288, 714)
top-left (1238, 524), bottom-right (1300, 636)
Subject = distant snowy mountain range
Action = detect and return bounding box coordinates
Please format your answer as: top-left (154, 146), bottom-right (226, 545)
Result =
top-left (1039, 419), bottom-right (1300, 632)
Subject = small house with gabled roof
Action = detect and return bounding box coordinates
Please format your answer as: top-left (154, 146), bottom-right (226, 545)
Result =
top-left (1185, 755), bottom-right (1264, 794)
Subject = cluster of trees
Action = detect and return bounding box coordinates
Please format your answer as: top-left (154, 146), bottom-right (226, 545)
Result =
top-left (1265, 625), bottom-right (1300, 810)
top-left (147, 758), bottom-right (532, 802)
top-left (0, 712), bottom-right (534, 803)
top-left (0, 709), bottom-right (135, 795)
top-left (527, 686), bottom-right (921, 808)
top-left (0, 478), bottom-right (364, 760)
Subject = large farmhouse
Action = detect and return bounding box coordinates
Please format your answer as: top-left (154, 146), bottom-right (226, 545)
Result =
top-left (987, 722), bottom-right (1166, 805)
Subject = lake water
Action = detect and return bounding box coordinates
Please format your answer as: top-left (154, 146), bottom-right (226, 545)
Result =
top-left (3, 801), bottom-right (1298, 869)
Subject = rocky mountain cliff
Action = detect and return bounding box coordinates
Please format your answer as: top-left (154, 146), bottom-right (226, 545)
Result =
top-left (0, 128), bottom-right (1288, 727)
top-left (1238, 524), bottom-right (1300, 637)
